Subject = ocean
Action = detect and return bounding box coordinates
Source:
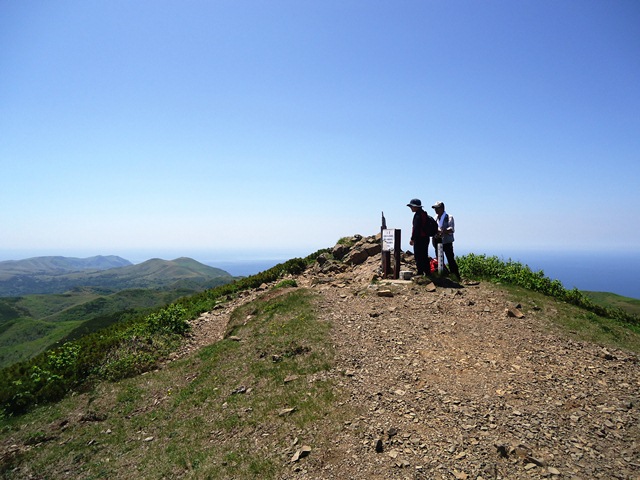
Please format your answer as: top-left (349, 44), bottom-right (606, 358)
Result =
top-left (207, 259), bottom-right (286, 278)
top-left (210, 250), bottom-right (640, 300)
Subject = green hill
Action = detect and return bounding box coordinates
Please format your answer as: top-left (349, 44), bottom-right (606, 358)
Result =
top-left (0, 256), bottom-right (233, 297)
top-left (0, 257), bottom-right (237, 368)
top-left (0, 255), bottom-right (131, 279)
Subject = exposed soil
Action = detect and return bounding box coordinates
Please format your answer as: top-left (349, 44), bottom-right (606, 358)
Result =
top-left (179, 254), bottom-right (640, 479)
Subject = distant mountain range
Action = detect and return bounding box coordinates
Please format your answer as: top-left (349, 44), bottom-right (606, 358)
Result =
top-left (0, 255), bottom-right (237, 368)
top-left (0, 255), bottom-right (234, 297)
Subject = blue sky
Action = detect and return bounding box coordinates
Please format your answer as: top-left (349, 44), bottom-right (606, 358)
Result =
top-left (1, 1), bottom-right (639, 264)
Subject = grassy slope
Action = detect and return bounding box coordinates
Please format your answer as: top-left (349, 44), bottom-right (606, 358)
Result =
top-left (0, 288), bottom-right (349, 479)
top-left (584, 291), bottom-right (640, 317)
top-left (0, 289), bottom-right (198, 369)
top-left (0, 319), bottom-right (82, 369)
top-left (500, 284), bottom-right (640, 352)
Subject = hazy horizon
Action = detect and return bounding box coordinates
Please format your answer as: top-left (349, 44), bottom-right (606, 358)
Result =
top-left (2, 246), bottom-right (639, 300)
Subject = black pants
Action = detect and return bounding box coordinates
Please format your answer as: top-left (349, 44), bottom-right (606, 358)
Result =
top-left (433, 239), bottom-right (460, 279)
top-left (414, 237), bottom-right (430, 275)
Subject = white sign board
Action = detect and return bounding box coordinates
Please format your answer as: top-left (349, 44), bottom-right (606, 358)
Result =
top-left (382, 229), bottom-right (395, 251)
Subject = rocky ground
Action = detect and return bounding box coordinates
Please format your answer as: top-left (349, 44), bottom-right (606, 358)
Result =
top-left (180, 244), bottom-right (640, 480)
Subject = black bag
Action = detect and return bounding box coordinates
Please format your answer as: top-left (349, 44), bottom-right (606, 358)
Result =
top-left (421, 211), bottom-right (438, 237)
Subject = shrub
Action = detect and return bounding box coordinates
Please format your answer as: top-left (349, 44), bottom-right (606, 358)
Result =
top-left (275, 279), bottom-right (298, 289)
top-left (146, 304), bottom-right (190, 335)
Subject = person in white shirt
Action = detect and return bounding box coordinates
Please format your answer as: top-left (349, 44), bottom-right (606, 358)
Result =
top-left (431, 201), bottom-right (460, 280)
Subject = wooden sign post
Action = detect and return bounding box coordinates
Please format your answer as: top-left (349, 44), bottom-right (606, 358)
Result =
top-left (382, 226), bottom-right (401, 279)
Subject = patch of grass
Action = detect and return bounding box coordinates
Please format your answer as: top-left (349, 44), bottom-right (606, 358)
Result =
top-left (584, 291), bottom-right (640, 317)
top-left (274, 279), bottom-right (298, 289)
top-left (459, 253), bottom-right (640, 328)
top-left (0, 288), bottom-right (348, 479)
top-left (498, 283), bottom-right (640, 352)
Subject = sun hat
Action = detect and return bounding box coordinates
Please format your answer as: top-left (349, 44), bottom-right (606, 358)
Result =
top-left (407, 199), bottom-right (422, 207)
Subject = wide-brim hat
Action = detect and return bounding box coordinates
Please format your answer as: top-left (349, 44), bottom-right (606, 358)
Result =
top-left (407, 198), bottom-right (422, 207)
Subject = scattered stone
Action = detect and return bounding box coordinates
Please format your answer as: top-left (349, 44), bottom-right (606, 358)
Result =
top-left (400, 271), bottom-right (413, 280)
top-left (332, 244), bottom-right (349, 260)
top-left (374, 438), bottom-right (384, 453)
top-left (344, 249), bottom-right (369, 266)
top-left (291, 445), bottom-right (311, 463)
top-left (600, 348), bottom-right (616, 360)
top-left (278, 407), bottom-right (296, 416)
top-left (505, 307), bottom-right (525, 318)
top-left (80, 412), bottom-right (107, 422)
top-left (496, 444), bottom-right (509, 458)
top-left (377, 289), bottom-right (394, 298)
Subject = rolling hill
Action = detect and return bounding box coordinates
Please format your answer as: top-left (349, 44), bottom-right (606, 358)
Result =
top-left (0, 256), bottom-right (237, 367)
top-left (0, 256), bottom-right (233, 296)
top-left (0, 255), bottom-right (131, 278)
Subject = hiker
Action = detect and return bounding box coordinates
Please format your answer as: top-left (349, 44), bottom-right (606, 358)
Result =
top-left (407, 198), bottom-right (431, 276)
top-left (431, 201), bottom-right (460, 280)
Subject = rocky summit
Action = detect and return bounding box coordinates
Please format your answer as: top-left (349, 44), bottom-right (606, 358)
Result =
top-left (179, 234), bottom-right (640, 480)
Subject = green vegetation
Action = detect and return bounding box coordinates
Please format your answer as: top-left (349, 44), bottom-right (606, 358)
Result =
top-left (336, 236), bottom-right (356, 247)
top-left (0, 256), bottom-right (315, 417)
top-left (0, 257), bottom-right (232, 297)
top-left (0, 288), bottom-right (196, 369)
top-left (0, 287), bottom-right (344, 479)
top-left (458, 253), bottom-right (640, 337)
top-left (583, 291), bottom-right (640, 317)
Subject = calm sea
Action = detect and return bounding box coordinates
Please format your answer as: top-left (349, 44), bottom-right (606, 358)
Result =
top-left (207, 259), bottom-right (285, 278)
top-left (210, 250), bottom-right (640, 300)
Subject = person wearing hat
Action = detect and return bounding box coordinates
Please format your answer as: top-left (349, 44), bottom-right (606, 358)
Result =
top-left (407, 198), bottom-right (431, 276)
top-left (431, 201), bottom-right (460, 280)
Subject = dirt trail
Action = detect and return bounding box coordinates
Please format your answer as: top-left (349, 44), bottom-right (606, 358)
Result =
top-left (185, 255), bottom-right (640, 479)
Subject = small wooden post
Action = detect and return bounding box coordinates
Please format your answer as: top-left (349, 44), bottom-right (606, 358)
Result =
top-left (381, 212), bottom-right (389, 277)
top-left (393, 229), bottom-right (401, 279)
top-left (382, 228), bottom-right (401, 279)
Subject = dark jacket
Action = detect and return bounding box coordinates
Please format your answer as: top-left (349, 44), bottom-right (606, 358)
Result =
top-left (411, 210), bottom-right (429, 241)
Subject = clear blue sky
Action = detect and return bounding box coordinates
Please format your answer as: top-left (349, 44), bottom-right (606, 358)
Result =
top-left (2, 1), bottom-right (639, 264)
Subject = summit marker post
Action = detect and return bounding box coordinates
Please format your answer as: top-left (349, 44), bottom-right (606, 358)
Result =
top-left (381, 212), bottom-right (401, 279)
